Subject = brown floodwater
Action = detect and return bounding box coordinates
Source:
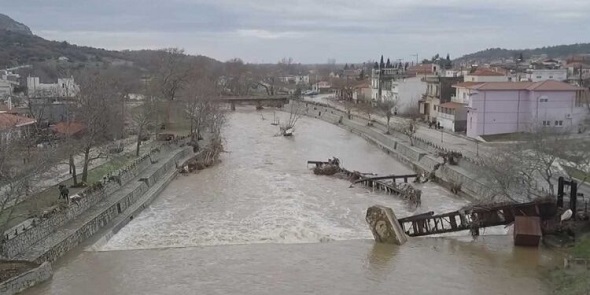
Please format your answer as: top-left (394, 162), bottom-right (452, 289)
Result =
top-left (23, 109), bottom-right (557, 295)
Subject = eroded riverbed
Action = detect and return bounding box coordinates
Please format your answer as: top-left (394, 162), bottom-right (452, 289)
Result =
top-left (24, 110), bottom-right (555, 295)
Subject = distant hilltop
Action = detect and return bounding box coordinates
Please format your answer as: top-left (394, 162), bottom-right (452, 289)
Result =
top-left (0, 13), bottom-right (33, 35)
top-left (456, 43), bottom-right (590, 64)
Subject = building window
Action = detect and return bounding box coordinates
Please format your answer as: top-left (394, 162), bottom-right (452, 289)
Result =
top-left (536, 76), bottom-right (542, 79)
top-left (542, 120), bottom-right (551, 126)
top-left (555, 120), bottom-right (563, 126)
top-left (539, 98), bottom-right (548, 102)
top-left (549, 76), bottom-right (553, 79)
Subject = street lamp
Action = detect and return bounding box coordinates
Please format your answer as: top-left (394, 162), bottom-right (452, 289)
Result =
top-left (440, 128), bottom-right (443, 143)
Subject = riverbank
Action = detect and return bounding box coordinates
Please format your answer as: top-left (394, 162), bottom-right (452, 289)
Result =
top-left (294, 100), bottom-right (487, 201)
top-left (0, 135), bottom-right (221, 294)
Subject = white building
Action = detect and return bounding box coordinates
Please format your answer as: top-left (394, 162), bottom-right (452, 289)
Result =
top-left (0, 70), bottom-right (20, 97)
top-left (391, 77), bottom-right (427, 112)
top-left (27, 76), bottom-right (80, 98)
top-left (524, 69), bottom-right (567, 82)
top-left (463, 69), bottom-right (509, 82)
top-left (278, 75), bottom-right (310, 85)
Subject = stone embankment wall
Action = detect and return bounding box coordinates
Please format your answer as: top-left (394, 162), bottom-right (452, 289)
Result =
top-left (23, 146), bottom-right (193, 263)
top-left (1, 137), bottom-right (191, 260)
top-left (0, 262), bottom-right (52, 295)
top-left (297, 101), bottom-right (489, 200)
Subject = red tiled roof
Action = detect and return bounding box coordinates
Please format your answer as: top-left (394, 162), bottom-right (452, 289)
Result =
top-left (469, 68), bottom-right (506, 76)
top-left (453, 82), bottom-right (485, 88)
top-left (0, 113), bottom-right (36, 130)
top-left (464, 80), bottom-right (583, 91)
top-left (527, 80), bottom-right (584, 91)
top-left (51, 122), bottom-right (86, 136)
top-left (439, 102), bottom-right (466, 109)
top-left (353, 81), bottom-right (370, 89)
top-left (407, 64), bottom-right (435, 75)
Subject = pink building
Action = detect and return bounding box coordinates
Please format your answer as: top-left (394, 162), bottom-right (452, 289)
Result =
top-left (464, 80), bottom-right (587, 138)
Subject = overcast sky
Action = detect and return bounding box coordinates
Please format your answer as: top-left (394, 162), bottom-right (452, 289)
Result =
top-left (3, 0), bottom-right (590, 63)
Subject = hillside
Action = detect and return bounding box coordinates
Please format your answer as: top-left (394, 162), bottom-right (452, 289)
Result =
top-left (456, 43), bottom-right (590, 63)
top-left (0, 30), bottom-right (128, 67)
top-left (0, 13), bottom-right (32, 35)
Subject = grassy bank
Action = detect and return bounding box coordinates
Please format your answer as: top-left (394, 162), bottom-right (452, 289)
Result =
top-left (548, 237), bottom-right (590, 294)
top-left (0, 152), bottom-right (139, 231)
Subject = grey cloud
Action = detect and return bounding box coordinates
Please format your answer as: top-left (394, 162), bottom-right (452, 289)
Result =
top-left (2, 0), bottom-right (590, 63)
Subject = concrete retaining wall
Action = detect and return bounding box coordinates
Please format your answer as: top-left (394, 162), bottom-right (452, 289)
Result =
top-left (295, 100), bottom-right (488, 200)
top-left (1, 138), bottom-right (191, 259)
top-left (2, 150), bottom-right (160, 258)
top-left (0, 262), bottom-right (52, 295)
top-left (25, 146), bottom-right (193, 263)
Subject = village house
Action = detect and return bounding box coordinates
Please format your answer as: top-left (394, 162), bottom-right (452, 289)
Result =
top-left (463, 68), bottom-right (509, 82)
top-left (524, 69), bottom-right (568, 82)
top-left (438, 69), bottom-right (510, 132)
top-left (352, 81), bottom-right (371, 103)
top-left (370, 64), bottom-right (435, 105)
top-left (0, 70), bottom-right (20, 97)
top-left (312, 81), bottom-right (332, 94)
top-left (419, 76), bottom-right (463, 123)
top-left (0, 112), bottom-right (36, 144)
top-left (26, 76), bottom-right (80, 98)
top-left (463, 80), bottom-right (587, 138)
top-left (278, 75), bottom-right (310, 85)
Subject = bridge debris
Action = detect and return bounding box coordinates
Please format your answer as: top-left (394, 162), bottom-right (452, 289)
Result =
top-left (366, 205), bottom-right (407, 245)
top-left (396, 199), bottom-right (557, 241)
top-left (308, 159), bottom-right (422, 207)
top-left (514, 216), bottom-right (542, 247)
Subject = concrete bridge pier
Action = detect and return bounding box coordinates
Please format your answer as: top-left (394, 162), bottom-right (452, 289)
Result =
top-left (230, 102), bottom-right (236, 111)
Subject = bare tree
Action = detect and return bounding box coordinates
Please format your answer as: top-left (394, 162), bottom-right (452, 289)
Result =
top-left (224, 58), bottom-right (250, 96)
top-left (131, 94), bottom-right (159, 156)
top-left (478, 127), bottom-right (578, 200)
top-left (561, 139), bottom-right (590, 189)
top-left (0, 127), bottom-right (57, 241)
top-left (103, 65), bottom-right (142, 139)
top-left (73, 70), bottom-right (120, 184)
top-left (358, 102), bottom-right (375, 125)
top-left (150, 48), bottom-right (191, 127)
top-left (519, 128), bottom-right (570, 195)
top-left (377, 100), bottom-right (397, 134)
top-left (280, 102), bottom-right (305, 135)
top-left (477, 146), bottom-right (538, 202)
top-left (181, 78), bottom-right (218, 145)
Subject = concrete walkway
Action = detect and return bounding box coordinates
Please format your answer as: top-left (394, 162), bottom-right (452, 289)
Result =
top-left (303, 95), bottom-right (491, 159)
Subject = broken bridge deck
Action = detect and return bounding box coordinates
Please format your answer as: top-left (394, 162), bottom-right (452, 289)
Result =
top-left (397, 200), bottom-right (557, 237)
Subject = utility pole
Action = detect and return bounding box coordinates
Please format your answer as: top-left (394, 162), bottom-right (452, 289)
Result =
top-left (411, 54), bottom-right (419, 65)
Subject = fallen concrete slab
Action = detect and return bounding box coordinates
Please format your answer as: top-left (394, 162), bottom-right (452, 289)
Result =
top-left (366, 205), bottom-right (407, 245)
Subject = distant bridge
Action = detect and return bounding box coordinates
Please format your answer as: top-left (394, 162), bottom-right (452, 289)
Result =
top-left (216, 95), bottom-right (290, 110)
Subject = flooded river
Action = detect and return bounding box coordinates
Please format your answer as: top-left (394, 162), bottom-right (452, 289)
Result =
top-left (24, 110), bottom-right (555, 295)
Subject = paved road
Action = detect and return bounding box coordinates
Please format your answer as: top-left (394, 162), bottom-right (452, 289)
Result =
top-left (303, 95), bottom-right (490, 159)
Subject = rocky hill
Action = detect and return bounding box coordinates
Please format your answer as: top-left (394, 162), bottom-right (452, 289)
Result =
top-left (0, 13), bottom-right (32, 35)
top-left (456, 43), bottom-right (590, 64)
top-left (0, 13), bottom-right (221, 79)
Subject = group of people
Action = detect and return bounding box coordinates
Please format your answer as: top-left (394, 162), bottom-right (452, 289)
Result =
top-left (428, 121), bottom-right (442, 129)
